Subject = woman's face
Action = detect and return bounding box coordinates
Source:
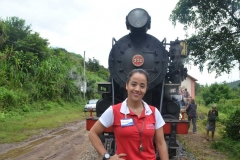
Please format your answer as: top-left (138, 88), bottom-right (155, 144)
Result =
top-left (126, 72), bottom-right (147, 102)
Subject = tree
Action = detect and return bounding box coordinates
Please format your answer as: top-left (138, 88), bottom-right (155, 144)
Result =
top-left (86, 57), bottom-right (100, 72)
top-left (195, 82), bottom-right (202, 95)
top-left (170, 0), bottom-right (240, 76)
top-left (224, 108), bottom-right (240, 140)
top-left (201, 82), bottom-right (237, 105)
top-left (0, 21), bottom-right (7, 47)
top-left (1, 17), bottom-right (49, 60)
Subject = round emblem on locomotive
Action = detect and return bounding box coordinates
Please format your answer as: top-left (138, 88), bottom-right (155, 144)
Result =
top-left (132, 54), bottom-right (144, 67)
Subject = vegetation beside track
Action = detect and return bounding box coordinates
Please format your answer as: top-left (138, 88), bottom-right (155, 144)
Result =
top-left (0, 101), bottom-right (88, 143)
top-left (178, 102), bottom-right (240, 160)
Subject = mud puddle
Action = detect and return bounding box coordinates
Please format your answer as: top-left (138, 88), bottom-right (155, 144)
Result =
top-left (0, 121), bottom-right (87, 160)
top-left (0, 129), bottom-right (72, 160)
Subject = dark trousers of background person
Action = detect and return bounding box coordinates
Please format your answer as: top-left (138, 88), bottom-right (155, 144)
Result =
top-left (188, 116), bottom-right (197, 133)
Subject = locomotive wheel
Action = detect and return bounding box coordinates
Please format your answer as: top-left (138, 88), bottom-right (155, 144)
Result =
top-left (96, 97), bottom-right (112, 117)
top-left (163, 100), bottom-right (180, 119)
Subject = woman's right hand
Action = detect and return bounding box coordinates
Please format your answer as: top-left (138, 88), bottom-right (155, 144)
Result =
top-left (109, 153), bottom-right (126, 160)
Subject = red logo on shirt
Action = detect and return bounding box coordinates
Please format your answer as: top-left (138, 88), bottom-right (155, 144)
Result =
top-left (146, 124), bottom-right (155, 129)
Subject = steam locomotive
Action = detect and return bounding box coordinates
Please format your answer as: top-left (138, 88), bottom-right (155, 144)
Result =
top-left (86, 8), bottom-right (189, 158)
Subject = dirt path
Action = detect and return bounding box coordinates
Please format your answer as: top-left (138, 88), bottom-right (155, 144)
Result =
top-left (178, 130), bottom-right (229, 160)
top-left (0, 121), bottom-right (101, 160)
top-left (0, 120), bottom-right (229, 160)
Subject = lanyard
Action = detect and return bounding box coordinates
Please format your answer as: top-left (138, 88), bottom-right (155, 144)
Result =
top-left (133, 118), bottom-right (145, 153)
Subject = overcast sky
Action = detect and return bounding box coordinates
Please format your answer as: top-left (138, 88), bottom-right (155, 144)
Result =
top-left (1, 0), bottom-right (239, 85)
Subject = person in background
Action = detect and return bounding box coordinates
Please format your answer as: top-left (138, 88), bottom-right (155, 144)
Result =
top-left (88, 69), bottom-right (169, 160)
top-left (185, 98), bottom-right (190, 109)
top-left (185, 88), bottom-right (189, 98)
top-left (180, 89), bottom-right (185, 98)
top-left (182, 89), bottom-right (186, 98)
top-left (186, 98), bottom-right (197, 134)
top-left (181, 97), bottom-right (185, 108)
top-left (206, 104), bottom-right (218, 141)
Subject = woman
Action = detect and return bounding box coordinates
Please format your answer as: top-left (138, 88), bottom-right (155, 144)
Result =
top-left (186, 98), bottom-right (197, 134)
top-left (88, 69), bottom-right (168, 160)
top-left (206, 104), bottom-right (218, 141)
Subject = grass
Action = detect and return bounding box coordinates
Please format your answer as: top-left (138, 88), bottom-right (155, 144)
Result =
top-left (1, 101), bottom-right (239, 159)
top-left (178, 104), bottom-right (240, 160)
top-left (0, 101), bottom-right (91, 143)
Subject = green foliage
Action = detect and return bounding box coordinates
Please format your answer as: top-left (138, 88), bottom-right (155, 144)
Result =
top-left (212, 138), bottom-right (240, 160)
top-left (0, 16), bottom-right (107, 112)
top-left (0, 16), bottom-right (109, 146)
top-left (206, 102), bottom-right (235, 124)
top-left (0, 102), bottom-right (85, 143)
top-left (200, 82), bottom-right (237, 105)
top-left (22, 105), bottom-right (30, 112)
top-left (97, 69), bottom-right (109, 80)
top-left (231, 87), bottom-right (240, 99)
top-left (0, 112), bottom-right (5, 121)
top-left (86, 57), bottom-right (109, 80)
top-left (85, 72), bottom-right (104, 99)
top-left (1, 17), bottom-right (49, 60)
top-left (170, 0), bottom-right (240, 75)
top-left (0, 87), bottom-right (28, 110)
top-left (183, 86), bottom-right (239, 159)
top-left (86, 57), bottom-right (100, 72)
top-left (196, 82), bottom-right (240, 126)
top-left (219, 99), bottom-right (240, 106)
top-left (0, 20), bottom-right (7, 46)
top-left (194, 82), bottom-right (202, 95)
top-left (223, 108), bottom-right (240, 140)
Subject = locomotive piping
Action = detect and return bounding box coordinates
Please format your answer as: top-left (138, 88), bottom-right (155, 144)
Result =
top-left (159, 79), bottom-right (165, 112)
top-left (111, 38), bottom-right (116, 105)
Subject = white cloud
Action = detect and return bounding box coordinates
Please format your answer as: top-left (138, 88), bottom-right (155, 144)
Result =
top-left (0, 0), bottom-right (239, 85)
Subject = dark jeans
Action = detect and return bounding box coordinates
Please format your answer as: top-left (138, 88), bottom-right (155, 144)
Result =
top-left (188, 116), bottom-right (197, 133)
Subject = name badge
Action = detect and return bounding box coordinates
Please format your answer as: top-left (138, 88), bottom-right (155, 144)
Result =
top-left (120, 118), bottom-right (134, 127)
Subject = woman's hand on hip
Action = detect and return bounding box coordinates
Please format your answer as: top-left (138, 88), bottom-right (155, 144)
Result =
top-left (109, 153), bottom-right (126, 160)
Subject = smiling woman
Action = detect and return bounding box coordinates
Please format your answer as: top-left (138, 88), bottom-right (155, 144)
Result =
top-left (84, 99), bottom-right (98, 112)
top-left (88, 68), bottom-right (169, 160)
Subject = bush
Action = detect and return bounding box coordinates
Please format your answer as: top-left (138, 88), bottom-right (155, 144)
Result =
top-left (201, 83), bottom-right (237, 106)
top-left (211, 138), bottom-right (240, 160)
top-left (22, 105), bottom-right (30, 112)
top-left (223, 108), bottom-right (240, 140)
top-left (219, 99), bottom-right (240, 106)
top-left (215, 102), bottom-right (238, 115)
top-left (0, 87), bottom-right (29, 111)
top-left (0, 87), bottom-right (19, 110)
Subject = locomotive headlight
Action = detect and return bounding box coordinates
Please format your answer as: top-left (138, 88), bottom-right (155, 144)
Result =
top-left (126, 8), bottom-right (151, 32)
top-left (180, 41), bottom-right (187, 58)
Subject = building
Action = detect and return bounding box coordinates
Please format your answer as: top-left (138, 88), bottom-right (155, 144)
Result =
top-left (180, 75), bottom-right (198, 99)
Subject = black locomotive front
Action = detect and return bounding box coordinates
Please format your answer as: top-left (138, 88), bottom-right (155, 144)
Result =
top-left (92, 8), bottom-right (188, 158)
top-left (109, 33), bottom-right (168, 90)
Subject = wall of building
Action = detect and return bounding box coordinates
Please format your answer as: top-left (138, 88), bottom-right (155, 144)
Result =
top-left (180, 76), bottom-right (196, 99)
top-left (190, 79), bottom-right (195, 98)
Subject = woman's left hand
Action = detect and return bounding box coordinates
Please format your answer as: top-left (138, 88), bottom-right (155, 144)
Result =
top-left (109, 153), bottom-right (127, 160)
